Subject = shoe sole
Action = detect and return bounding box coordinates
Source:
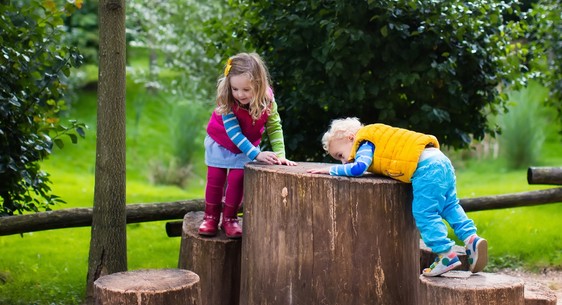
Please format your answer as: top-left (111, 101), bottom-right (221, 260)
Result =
top-left (422, 259), bottom-right (462, 277)
top-left (198, 230), bottom-right (218, 237)
top-left (470, 239), bottom-right (488, 273)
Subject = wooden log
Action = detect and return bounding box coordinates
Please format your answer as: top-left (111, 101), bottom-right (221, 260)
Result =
top-left (419, 271), bottom-right (525, 305)
top-left (460, 187), bottom-right (562, 212)
top-left (528, 167), bottom-right (562, 185)
top-left (240, 162), bottom-right (420, 305)
top-left (419, 239), bottom-right (469, 273)
top-left (0, 199), bottom-right (205, 236)
top-left (166, 220), bottom-right (184, 237)
top-left (178, 211), bottom-right (242, 305)
top-left (93, 268), bottom-right (201, 305)
top-left (524, 282), bottom-right (558, 305)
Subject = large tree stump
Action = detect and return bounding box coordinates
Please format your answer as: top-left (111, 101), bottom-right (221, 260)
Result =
top-left (419, 271), bottom-right (525, 305)
top-left (93, 268), bottom-right (201, 305)
top-left (240, 162), bottom-right (420, 305)
top-left (178, 211), bottom-right (242, 305)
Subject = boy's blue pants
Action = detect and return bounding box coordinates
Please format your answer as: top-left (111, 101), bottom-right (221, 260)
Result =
top-left (411, 150), bottom-right (477, 254)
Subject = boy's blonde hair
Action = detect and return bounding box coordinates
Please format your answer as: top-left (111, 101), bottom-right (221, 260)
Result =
top-left (215, 52), bottom-right (272, 120)
top-left (321, 117), bottom-right (363, 152)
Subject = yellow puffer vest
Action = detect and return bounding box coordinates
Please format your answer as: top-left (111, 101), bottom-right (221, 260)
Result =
top-left (349, 124), bottom-right (439, 183)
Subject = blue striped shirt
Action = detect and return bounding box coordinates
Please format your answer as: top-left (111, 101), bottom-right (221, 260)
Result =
top-left (223, 112), bottom-right (261, 160)
top-left (329, 141), bottom-right (375, 176)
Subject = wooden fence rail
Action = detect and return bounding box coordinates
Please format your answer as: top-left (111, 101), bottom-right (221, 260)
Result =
top-left (0, 199), bottom-right (204, 236)
top-left (1, 167), bottom-right (560, 236)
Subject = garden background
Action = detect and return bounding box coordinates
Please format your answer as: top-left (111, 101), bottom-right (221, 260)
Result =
top-left (1, 0), bottom-right (561, 304)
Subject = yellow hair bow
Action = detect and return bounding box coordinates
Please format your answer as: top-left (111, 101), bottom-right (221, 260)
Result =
top-left (224, 58), bottom-right (232, 77)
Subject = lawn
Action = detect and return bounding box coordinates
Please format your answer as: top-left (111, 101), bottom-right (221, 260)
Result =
top-left (0, 82), bottom-right (561, 304)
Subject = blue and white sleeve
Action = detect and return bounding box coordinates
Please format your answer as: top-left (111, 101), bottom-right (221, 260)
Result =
top-left (329, 141), bottom-right (374, 176)
top-left (223, 113), bottom-right (261, 160)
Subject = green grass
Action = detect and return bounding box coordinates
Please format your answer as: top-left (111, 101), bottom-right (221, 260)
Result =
top-left (1, 78), bottom-right (562, 304)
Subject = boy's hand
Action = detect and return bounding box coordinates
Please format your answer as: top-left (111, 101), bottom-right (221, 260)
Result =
top-left (306, 168), bottom-right (330, 175)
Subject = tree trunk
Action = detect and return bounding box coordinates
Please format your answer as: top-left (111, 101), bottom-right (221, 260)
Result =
top-left (94, 269), bottom-right (201, 305)
top-left (85, 0), bottom-right (127, 304)
top-left (240, 162), bottom-right (420, 305)
top-left (527, 167), bottom-right (562, 185)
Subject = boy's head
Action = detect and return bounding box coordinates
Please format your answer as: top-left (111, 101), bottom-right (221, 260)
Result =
top-left (321, 117), bottom-right (363, 163)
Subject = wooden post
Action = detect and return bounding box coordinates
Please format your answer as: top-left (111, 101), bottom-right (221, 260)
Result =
top-left (240, 162), bottom-right (420, 305)
top-left (178, 212), bottom-right (242, 305)
top-left (93, 269), bottom-right (201, 305)
top-left (419, 271), bottom-right (525, 305)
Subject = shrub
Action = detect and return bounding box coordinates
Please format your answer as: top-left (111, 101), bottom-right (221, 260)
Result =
top-left (0, 0), bottom-right (85, 215)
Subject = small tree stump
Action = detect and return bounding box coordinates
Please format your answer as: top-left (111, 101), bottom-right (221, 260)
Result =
top-left (93, 268), bottom-right (201, 305)
top-left (419, 239), bottom-right (470, 273)
top-left (419, 271), bottom-right (525, 305)
top-left (178, 211), bottom-right (242, 305)
top-left (240, 162), bottom-right (420, 305)
top-left (524, 282), bottom-right (557, 305)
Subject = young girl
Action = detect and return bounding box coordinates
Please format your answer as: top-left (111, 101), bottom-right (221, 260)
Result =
top-left (200, 52), bottom-right (297, 238)
top-left (308, 117), bottom-right (487, 276)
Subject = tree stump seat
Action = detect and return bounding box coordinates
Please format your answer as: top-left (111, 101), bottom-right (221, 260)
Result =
top-left (240, 162), bottom-right (420, 304)
top-left (178, 211), bottom-right (242, 305)
top-left (419, 271), bottom-right (526, 305)
top-left (419, 239), bottom-right (470, 273)
top-left (93, 268), bottom-right (201, 305)
top-left (523, 281), bottom-right (558, 305)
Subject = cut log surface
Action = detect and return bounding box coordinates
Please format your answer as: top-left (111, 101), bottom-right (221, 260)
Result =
top-left (524, 282), bottom-right (558, 305)
top-left (178, 211), bottom-right (242, 305)
top-left (240, 162), bottom-right (420, 305)
top-left (93, 268), bottom-right (201, 305)
top-left (419, 271), bottom-right (525, 305)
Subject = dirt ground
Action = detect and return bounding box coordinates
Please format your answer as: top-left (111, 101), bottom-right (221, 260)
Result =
top-left (498, 268), bottom-right (562, 304)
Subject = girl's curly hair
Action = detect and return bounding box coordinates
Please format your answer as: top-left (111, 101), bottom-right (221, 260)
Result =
top-left (215, 53), bottom-right (273, 120)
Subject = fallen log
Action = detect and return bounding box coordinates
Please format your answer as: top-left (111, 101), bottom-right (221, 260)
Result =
top-left (0, 199), bottom-right (205, 236)
top-left (460, 187), bottom-right (562, 212)
top-left (528, 167), bottom-right (562, 185)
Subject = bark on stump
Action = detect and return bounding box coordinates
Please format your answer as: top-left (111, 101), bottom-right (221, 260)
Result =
top-left (419, 239), bottom-right (469, 273)
top-left (240, 162), bottom-right (420, 305)
top-left (419, 271), bottom-right (525, 305)
top-left (93, 268), bottom-right (201, 305)
top-left (178, 211), bottom-right (242, 305)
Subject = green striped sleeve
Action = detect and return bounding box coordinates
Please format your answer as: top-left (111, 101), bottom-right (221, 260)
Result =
top-left (265, 100), bottom-right (286, 158)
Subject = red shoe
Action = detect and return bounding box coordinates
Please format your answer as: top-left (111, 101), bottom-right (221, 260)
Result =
top-left (221, 204), bottom-right (242, 238)
top-left (198, 203), bottom-right (221, 237)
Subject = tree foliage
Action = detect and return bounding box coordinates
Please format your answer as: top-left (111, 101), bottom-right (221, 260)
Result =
top-left (220, 0), bottom-right (529, 160)
top-left (0, 0), bottom-right (85, 215)
top-left (528, 0), bottom-right (562, 127)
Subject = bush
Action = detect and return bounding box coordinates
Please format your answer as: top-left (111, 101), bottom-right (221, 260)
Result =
top-left (216, 0), bottom-right (529, 160)
top-left (499, 80), bottom-right (549, 169)
top-left (0, 0), bottom-right (84, 215)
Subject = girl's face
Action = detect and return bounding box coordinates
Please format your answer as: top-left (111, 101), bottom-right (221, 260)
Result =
top-left (328, 134), bottom-right (355, 164)
top-left (229, 74), bottom-right (254, 105)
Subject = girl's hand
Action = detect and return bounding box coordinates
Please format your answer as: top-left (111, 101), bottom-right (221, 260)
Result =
top-left (255, 151), bottom-right (279, 165)
top-left (306, 168), bottom-right (330, 174)
top-left (278, 157), bottom-right (297, 166)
